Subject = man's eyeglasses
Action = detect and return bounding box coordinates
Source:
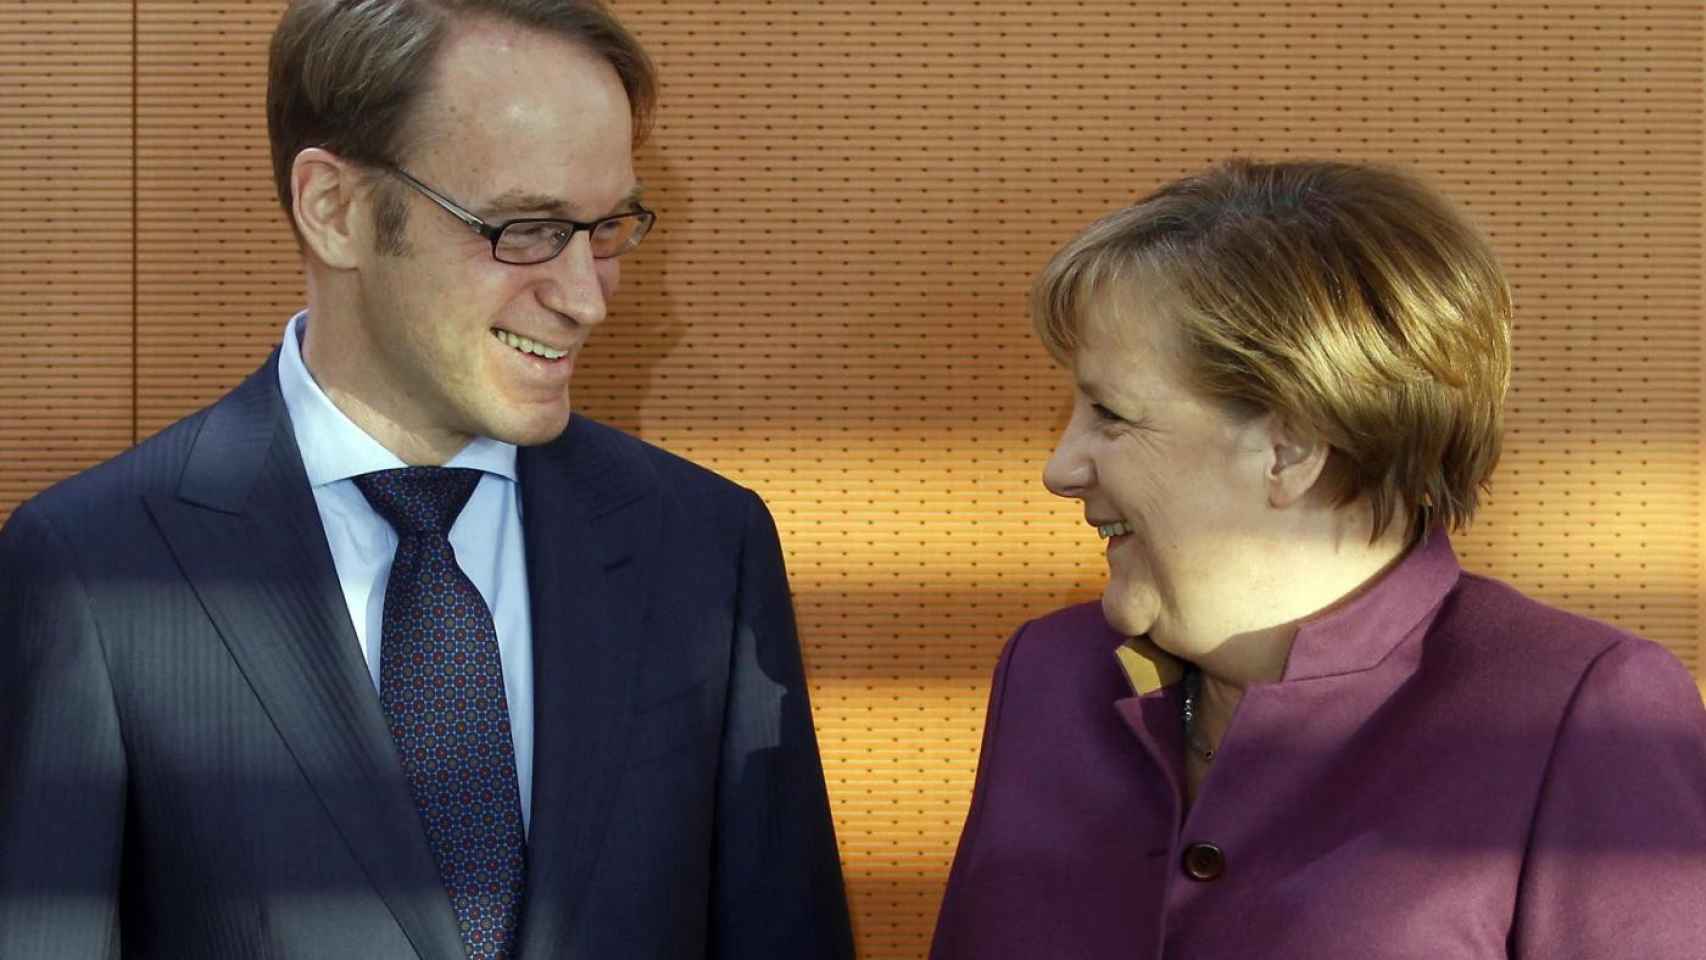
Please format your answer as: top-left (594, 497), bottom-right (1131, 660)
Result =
top-left (382, 165), bottom-right (655, 265)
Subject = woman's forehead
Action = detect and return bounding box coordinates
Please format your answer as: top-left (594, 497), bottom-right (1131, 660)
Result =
top-left (1078, 275), bottom-right (1187, 360)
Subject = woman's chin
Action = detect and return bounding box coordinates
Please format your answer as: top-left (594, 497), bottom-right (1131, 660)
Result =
top-left (1100, 590), bottom-right (1157, 639)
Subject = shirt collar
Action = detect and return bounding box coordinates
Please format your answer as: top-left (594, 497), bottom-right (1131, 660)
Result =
top-left (1116, 636), bottom-right (1186, 696)
top-left (276, 310), bottom-right (519, 488)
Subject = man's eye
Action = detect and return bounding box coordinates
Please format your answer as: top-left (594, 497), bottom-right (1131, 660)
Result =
top-left (1090, 403), bottom-right (1123, 423)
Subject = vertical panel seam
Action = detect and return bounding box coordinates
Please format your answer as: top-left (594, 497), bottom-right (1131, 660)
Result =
top-left (130, 0), bottom-right (139, 445)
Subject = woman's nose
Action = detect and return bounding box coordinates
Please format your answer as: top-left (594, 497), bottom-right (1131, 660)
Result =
top-left (1042, 431), bottom-right (1093, 499)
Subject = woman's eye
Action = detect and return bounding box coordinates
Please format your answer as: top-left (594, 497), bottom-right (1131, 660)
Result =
top-left (1090, 403), bottom-right (1123, 423)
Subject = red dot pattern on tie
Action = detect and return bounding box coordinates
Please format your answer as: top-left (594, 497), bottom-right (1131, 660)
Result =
top-left (356, 467), bottom-right (526, 960)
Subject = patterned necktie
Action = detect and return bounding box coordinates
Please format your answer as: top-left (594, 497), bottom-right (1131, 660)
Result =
top-left (355, 467), bottom-right (527, 960)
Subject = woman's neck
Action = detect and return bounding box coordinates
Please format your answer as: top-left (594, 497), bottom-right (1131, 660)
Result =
top-left (1184, 515), bottom-right (1414, 691)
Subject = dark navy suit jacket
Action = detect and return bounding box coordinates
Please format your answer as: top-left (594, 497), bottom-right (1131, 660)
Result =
top-left (0, 354), bottom-right (854, 959)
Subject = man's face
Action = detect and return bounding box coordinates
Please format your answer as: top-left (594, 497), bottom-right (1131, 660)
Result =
top-left (348, 18), bottom-right (639, 457)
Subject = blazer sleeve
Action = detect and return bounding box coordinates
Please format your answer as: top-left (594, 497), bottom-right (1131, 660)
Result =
top-left (1511, 637), bottom-right (1706, 958)
top-left (708, 490), bottom-right (855, 959)
top-left (0, 502), bottom-right (127, 959)
top-left (928, 621), bottom-right (1025, 960)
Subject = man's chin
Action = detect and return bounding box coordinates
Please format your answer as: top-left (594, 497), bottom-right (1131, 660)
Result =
top-left (487, 407), bottom-right (575, 448)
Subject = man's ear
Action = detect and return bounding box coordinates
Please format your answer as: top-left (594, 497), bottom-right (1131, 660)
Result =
top-left (1264, 415), bottom-right (1331, 509)
top-left (291, 147), bottom-right (365, 270)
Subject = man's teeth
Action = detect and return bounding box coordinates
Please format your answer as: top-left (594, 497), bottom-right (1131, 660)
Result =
top-left (1097, 521), bottom-right (1134, 539)
top-left (494, 329), bottom-right (568, 360)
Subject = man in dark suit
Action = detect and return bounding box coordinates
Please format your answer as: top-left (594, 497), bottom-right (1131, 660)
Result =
top-left (0, 2), bottom-right (854, 958)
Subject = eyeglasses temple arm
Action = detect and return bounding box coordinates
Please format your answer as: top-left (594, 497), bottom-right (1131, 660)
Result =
top-left (388, 167), bottom-right (495, 238)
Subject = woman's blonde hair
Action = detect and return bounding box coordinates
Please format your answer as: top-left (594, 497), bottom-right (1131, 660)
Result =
top-left (1034, 159), bottom-right (1512, 540)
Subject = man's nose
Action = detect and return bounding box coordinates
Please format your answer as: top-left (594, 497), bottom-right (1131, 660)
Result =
top-left (541, 233), bottom-right (610, 327)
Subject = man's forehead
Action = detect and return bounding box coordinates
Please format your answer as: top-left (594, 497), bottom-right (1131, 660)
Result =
top-left (401, 21), bottom-right (639, 216)
top-left (425, 18), bottom-right (632, 120)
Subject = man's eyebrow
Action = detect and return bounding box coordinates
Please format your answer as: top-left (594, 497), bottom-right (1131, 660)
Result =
top-left (483, 189), bottom-right (563, 217)
top-left (483, 185), bottom-right (648, 219)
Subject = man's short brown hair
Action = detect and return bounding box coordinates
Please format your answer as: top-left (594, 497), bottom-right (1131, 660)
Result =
top-left (267, 0), bottom-right (656, 244)
top-left (1033, 159), bottom-right (1513, 540)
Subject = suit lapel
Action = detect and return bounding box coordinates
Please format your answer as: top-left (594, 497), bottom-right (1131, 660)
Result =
top-left (512, 417), bottom-right (657, 957)
top-left (147, 357), bottom-right (465, 960)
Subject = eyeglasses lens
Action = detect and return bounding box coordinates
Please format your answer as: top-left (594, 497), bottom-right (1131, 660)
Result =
top-left (494, 213), bottom-right (653, 265)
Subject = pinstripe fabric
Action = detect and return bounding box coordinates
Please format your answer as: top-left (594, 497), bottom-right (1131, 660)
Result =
top-left (0, 354), bottom-right (853, 959)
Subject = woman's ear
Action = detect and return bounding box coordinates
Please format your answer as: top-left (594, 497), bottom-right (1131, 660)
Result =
top-left (291, 147), bottom-right (365, 270)
top-left (1264, 415), bottom-right (1331, 509)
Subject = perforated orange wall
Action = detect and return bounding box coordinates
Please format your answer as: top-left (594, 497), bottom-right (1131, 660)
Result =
top-left (2, 2), bottom-right (1702, 956)
top-left (0, 1), bottom-right (134, 513)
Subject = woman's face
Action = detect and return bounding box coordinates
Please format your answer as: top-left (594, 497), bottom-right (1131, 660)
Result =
top-left (1042, 298), bottom-right (1279, 656)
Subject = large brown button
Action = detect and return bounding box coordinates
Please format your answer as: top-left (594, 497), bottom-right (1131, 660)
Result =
top-left (1181, 842), bottom-right (1225, 881)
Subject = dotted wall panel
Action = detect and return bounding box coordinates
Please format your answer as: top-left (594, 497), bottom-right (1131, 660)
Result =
top-left (136, 1), bottom-right (299, 435)
top-left (1, 3), bottom-right (1702, 958)
top-left (0, 2), bottom-right (135, 513)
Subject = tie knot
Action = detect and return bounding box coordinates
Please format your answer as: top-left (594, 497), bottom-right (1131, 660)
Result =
top-left (354, 467), bottom-right (483, 536)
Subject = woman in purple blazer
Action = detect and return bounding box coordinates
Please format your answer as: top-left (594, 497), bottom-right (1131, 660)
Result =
top-left (931, 160), bottom-right (1706, 959)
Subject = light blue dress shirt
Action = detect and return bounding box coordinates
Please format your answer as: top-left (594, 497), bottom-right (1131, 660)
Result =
top-left (276, 310), bottom-right (536, 832)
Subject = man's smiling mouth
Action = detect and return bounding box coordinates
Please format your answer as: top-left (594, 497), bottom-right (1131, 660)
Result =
top-left (493, 328), bottom-right (569, 360)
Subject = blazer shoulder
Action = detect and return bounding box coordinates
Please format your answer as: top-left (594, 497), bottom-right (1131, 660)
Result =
top-left (1017, 602), bottom-right (1123, 650)
top-left (1446, 572), bottom-right (1641, 654)
top-left (561, 415), bottom-right (756, 510)
top-left (11, 403), bottom-right (216, 534)
top-left (1433, 571), bottom-right (1676, 693)
top-left (994, 601), bottom-right (1129, 687)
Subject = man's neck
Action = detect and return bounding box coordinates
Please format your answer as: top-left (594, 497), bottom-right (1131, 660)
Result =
top-left (298, 312), bottom-right (471, 467)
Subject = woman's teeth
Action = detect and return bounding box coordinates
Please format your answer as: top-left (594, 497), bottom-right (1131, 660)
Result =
top-left (494, 329), bottom-right (568, 360)
top-left (1097, 521), bottom-right (1133, 539)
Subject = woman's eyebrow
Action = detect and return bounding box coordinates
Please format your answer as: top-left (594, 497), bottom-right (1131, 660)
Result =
top-left (1076, 378), bottom-right (1116, 403)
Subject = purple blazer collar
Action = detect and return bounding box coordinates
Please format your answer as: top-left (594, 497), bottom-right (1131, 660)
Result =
top-left (1279, 525), bottom-right (1461, 682)
top-left (1114, 526), bottom-right (1462, 695)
